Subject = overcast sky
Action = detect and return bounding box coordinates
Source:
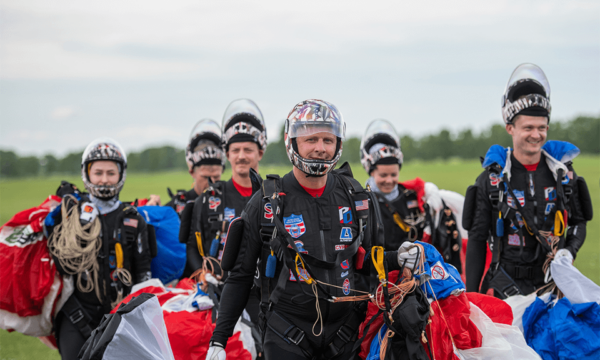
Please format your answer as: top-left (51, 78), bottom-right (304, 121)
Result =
top-left (1, 0), bottom-right (598, 156)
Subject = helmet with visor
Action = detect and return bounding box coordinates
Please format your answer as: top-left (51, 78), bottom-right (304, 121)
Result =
top-left (222, 99), bottom-right (267, 151)
top-left (186, 119), bottom-right (226, 170)
top-left (502, 63), bottom-right (551, 124)
top-left (81, 137), bottom-right (127, 199)
top-left (360, 119), bottom-right (403, 174)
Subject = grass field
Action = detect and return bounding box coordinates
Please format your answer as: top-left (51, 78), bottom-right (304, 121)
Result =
top-left (1, 157), bottom-right (598, 359)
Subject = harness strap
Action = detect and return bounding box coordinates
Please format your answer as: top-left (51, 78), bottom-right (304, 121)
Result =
top-left (266, 310), bottom-right (313, 357)
top-left (61, 295), bottom-right (94, 338)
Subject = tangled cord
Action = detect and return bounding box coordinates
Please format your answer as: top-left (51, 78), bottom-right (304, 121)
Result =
top-left (48, 195), bottom-right (103, 302)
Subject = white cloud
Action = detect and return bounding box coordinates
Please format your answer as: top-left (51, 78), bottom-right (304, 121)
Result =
top-left (51, 106), bottom-right (76, 119)
top-left (117, 125), bottom-right (183, 141)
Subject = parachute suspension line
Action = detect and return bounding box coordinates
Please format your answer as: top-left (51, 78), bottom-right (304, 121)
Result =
top-left (426, 280), bottom-right (457, 350)
top-left (293, 253), bottom-right (323, 336)
top-left (111, 242), bottom-right (133, 308)
top-left (311, 282), bottom-right (323, 337)
top-left (48, 195), bottom-right (103, 303)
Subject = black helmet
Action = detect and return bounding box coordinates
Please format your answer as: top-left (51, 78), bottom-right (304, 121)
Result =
top-left (360, 119), bottom-right (403, 174)
top-left (502, 63), bottom-right (551, 124)
top-left (185, 119), bottom-right (226, 170)
top-left (222, 99), bottom-right (267, 151)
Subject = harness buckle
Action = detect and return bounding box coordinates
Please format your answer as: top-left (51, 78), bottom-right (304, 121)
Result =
top-left (287, 327), bottom-right (305, 345)
top-left (503, 285), bottom-right (521, 298)
top-left (68, 309), bottom-right (85, 324)
top-left (337, 325), bottom-right (354, 343)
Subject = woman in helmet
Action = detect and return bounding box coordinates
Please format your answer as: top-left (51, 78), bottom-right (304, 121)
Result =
top-left (45, 138), bottom-right (153, 360)
top-left (360, 119), bottom-right (464, 271)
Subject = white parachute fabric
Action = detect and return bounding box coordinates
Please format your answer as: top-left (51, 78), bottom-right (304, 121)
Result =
top-left (551, 251), bottom-right (600, 305)
top-left (457, 303), bottom-right (541, 360)
top-left (424, 182), bottom-right (468, 239)
top-left (103, 296), bottom-right (175, 360)
top-left (235, 310), bottom-right (257, 359)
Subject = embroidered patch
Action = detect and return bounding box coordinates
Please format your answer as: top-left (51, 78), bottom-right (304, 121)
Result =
top-left (508, 233), bottom-right (521, 246)
top-left (284, 214), bottom-right (306, 238)
top-left (340, 227), bottom-right (352, 242)
top-left (292, 240), bottom-right (308, 254)
top-left (515, 212), bottom-right (524, 227)
top-left (338, 206), bottom-right (353, 224)
top-left (407, 200), bottom-right (418, 209)
top-left (544, 187), bottom-right (556, 201)
top-left (341, 260), bottom-right (349, 270)
top-left (289, 269), bottom-right (309, 282)
top-left (507, 190), bottom-right (525, 208)
top-left (109, 255), bottom-right (116, 269)
top-left (176, 204), bottom-right (185, 213)
top-left (264, 203), bottom-right (273, 219)
top-left (224, 207), bottom-right (235, 222)
top-left (431, 261), bottom-right (449, 280)
top-left (341, 271), bottom-right (348, 278)
top-left (335, 245), bottom-right (348, 251)
top-left (343, 278), bottom-right (350, 295)
top-left (489, 173), bottom-right (500, 186)
top-left (83, 205), bottom-right (94, 213)
top-left (545, 203), bottom-right (555, 215)
top-left (124, 218), bottom-right (138, 228)
top-left (208, 197), bottom-right (221, 210)
top-left (355, 200), bottom-right (369, 211)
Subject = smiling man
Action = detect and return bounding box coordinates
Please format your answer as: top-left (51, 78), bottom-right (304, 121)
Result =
top-left (463, 64), bottom-right (593, 299)
top-left (205, 99), bottom-right (422, 360)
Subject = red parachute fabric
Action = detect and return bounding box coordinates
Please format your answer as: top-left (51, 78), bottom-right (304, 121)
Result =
top-left (466, 292), bottom-right (513, 325)
top-left (424, 292), bottom-right (482, 360)
top-left (460, 239), bottom-right (492, 288)
top-left (0, 196), bottom-right (61, 317)
top-left (115, 287), bottom-right (251, 360)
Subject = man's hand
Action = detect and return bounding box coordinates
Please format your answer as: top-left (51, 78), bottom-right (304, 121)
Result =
top-left (205, 342), bottom-right (226, 360)
top-left (146, 195), bottom-right (161, 206)
top-left (397, 241), bottom-right (420, 270)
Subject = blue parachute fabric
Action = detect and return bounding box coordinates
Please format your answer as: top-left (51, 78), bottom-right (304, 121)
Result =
top-left (523, 296), bottom-right (600, 360)
top-left (138, 206), bottom-right (185, 284)
top-left (366, 324), bottom-right (388, 360)
top-left (481, 144), bottom-right (508, 169)
top-left (542, 140), bottom-right (580, 163)
top-left (414, 241), bottom-right (464, 300)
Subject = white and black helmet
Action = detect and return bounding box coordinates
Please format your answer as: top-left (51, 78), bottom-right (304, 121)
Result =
top-left (284, 99), bottom-right (345, 176)
top-left (185, 119), bottom-right (226, 170)
top-left (222, 99), bottom-right (267, 151)
top-left (502, 63), bottom-right (551, 124)
top-left (81, 138), bottom-right (127, 199)
top-left (360, 119), bottom-right (403, 174)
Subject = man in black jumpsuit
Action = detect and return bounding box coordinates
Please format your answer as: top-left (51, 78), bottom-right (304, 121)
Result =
top-left (205, 99), bottom-right (420, 360)
top-left (464, 63), bottom-right (592, 298)
top-left (166, 119), bottom-right (224, 216)
top-left (360, 119), bottom-right (462, 271)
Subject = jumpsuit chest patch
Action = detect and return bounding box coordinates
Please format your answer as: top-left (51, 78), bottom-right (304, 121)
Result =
top-left (341, 260), bottom-right (349, 270)
top-left (508, 233), bottom-right (522, 246)
top-left (264, 203), bottom-right (273, 219)
top-left (340, 227), bottom-right (352, 242)
top-left (407, 200), bottom-right (418, 209)
top-left (544, 187), bottom-right (556, 201)
top-left (507, 190), bottom-right (525, 208)
top-left (489, 173), bottom-right (500, 186)
top-left (338, 207), bottom-right (353, 224)
top-left (124, 218), bottom-right (138, 228)
top-left (224, 207), bottom-right (235, 222)
top-left (342, 278), bottom-right (350, 295)
top-left (208, 197), bottom-right (221, 210)
top-left (283, 214), bottom-right (306, 238)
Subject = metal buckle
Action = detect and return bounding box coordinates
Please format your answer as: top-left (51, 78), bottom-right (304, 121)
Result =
top-left (287, 328), bottom-right (305, 345)
top-left (69, 309), bottom-right (85, 324)
top-left (337, 325), bottom-right (353, 343)
top-left (503, 285), bottom-right (520, 298)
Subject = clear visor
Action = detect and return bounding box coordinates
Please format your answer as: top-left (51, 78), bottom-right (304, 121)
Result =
top-left (222, 99), bottom-right (265, 129)
top-left (360, 119), bottom-right (399, 150)
top-left (82, 137), bottom-right (127, 163)
top-left (189, 119), bottom-right (222, 142)
top-left (288, 120), bottom-right (346, 139)
top-left (504, 63), bottom-right (551, 99)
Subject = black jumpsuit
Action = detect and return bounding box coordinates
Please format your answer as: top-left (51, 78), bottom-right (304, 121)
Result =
top-left (46, 197), bottom-right (153, 360)
top-left (466, 153), bottom-right (588, 295)
top-left (210, 171), bottom-right (401, 359)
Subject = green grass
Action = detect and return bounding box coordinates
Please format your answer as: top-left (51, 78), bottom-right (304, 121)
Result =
top-left (0, 157), bottom-right (598, 359)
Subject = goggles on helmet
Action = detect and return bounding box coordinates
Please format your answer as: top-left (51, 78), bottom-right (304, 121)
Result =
top-left (502, 63), bottom-right (552, 124)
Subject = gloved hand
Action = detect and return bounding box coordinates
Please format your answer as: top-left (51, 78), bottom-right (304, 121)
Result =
top-left (205, 342), bottom-right (226, 360)
top-left (554, 248), bottom-right (573, 261)
top-left (397, 241), bottom-right (420, 270)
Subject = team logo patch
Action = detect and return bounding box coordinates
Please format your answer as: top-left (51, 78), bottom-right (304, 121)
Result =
top-left (507, 190), bottom-right (525, 208)
top-left (109, 255), bottom-right (116, 269)
top-left (562, 173), bottom-right (571, 185)
top-left (284, 214), bottom-right (306, 238)
top-left (515, 212), bottom-right (524, 227)
top-left (407, 200), bottom-right (418, 209)
top-left (208, 197), bottom-right (221, 210)
top-left (124, 218), bottom-right (138, 228)
top-left (508, 234), bottom-right (521, 246)
top-left (224, 207), bottom-right (235, 222)
top-left (340, 227), bottom-right (353, 242)
top-left (544, 187), bottom-right (556, 201)
top-left (341, 271), bottom-right (348, 278)
top-left (176, 204), bottom-right (185, 213)
top-left (335, 245), bottom-right (348, 251)
top-left (341, 260), bottom-right (349, 270)
top-left (110, 270), bottom-right (118, 282)
top-left (431, 261), bottom-right (449, 280)
top-left (289, 269), bottom-right (309, 282)
top-left (83, 205), bottom-right (94, 213)
top-left (355, 200), bottom-right (369, 211)
top-left (338, 207), bottom-right (353, 224)
top-left (342, 278), bottom-right (350, 295)
top-left (545, 203), bottom-right (555, 215)
top-left (264, 203), bottom-right (273, 219)
top-left (293, 240), bottom-right (308, 254)
top-left (489, 173), bottom-right (500, 186)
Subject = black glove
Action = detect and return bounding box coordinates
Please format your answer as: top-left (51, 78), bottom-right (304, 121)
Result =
top-left (56, 181), bottom-right (80, 197)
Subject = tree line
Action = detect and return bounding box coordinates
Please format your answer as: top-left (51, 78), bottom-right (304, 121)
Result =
top-left (1, 115), bottom-right (597, 178)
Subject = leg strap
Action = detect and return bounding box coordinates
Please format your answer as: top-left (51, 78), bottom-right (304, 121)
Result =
top-left (266, 310), bottom-right (314, 358)
top-left (61, 295), bottom-right (94, 338)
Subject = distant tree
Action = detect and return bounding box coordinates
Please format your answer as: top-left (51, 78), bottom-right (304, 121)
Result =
top-left (40, 154), bottom-right (59, 175)
top-left (0, 150), bottom-right (19, 178)
top-left (338, 137), bottom-right (361, 165)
